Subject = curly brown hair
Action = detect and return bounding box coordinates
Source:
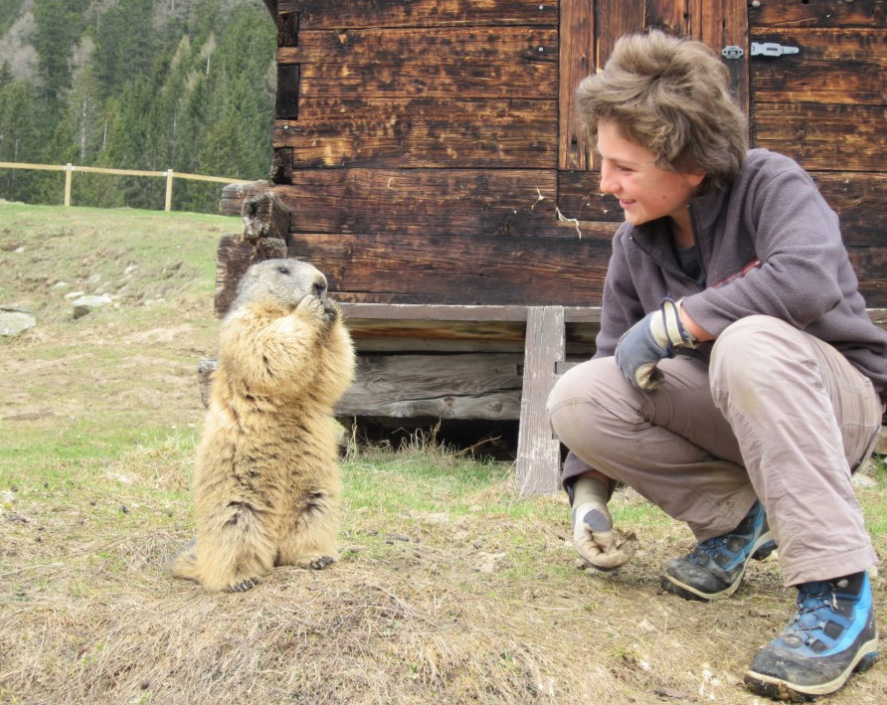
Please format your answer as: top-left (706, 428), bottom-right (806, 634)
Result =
top-left (576, 30), bottom-right (747, 193)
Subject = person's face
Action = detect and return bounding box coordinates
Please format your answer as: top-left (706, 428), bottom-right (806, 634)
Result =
top-left (596, 119), bottom-right (704, 229)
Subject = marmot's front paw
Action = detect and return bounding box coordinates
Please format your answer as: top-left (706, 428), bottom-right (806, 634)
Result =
top-left (297, 295), bottom-right (328, 322)
top-left (321, 299), bottom-right (340, 324)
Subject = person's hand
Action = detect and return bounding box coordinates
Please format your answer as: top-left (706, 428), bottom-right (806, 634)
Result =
top-left (614, 298), bottom-right (696, 390)
top-left (571, 476), bottom-right (634, 571)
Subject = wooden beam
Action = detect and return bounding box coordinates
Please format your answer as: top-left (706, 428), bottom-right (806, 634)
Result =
top-left (336, 353), bottom-right (523, 420)
top-left (280, 27), bottom-right (557, 99)
top-left (559, 0), bottom-right (595, 170)
top-left (279, 1), bottom-right (559, 29)
top-left (517, 306), bottom-right (565, 496)
top-left (273, 97), bottom-right (556, 169)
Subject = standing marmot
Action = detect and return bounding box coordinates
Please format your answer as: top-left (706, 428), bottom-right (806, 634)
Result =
top-left (168, 258), bottom-right (355, 592)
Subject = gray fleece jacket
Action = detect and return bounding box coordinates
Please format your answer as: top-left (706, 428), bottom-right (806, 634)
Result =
top-left (594, 148), bottom-right (887, 401)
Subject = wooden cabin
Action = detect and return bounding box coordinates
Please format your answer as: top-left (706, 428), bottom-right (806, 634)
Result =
top-left (213, 0), bottom-right (887, 493)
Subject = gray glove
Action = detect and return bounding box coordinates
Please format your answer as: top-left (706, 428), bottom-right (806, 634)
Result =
top-left (571, 476), bottom-right (635, 571)
top-left (614, 298), bottom-right (696, 390)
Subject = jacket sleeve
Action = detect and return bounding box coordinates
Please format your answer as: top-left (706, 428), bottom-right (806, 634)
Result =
top-left (682, 161), bottom-right (847, 336)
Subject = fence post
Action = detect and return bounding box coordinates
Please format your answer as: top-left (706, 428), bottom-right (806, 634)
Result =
top-left (164, 169), bottom-right (174, 211)
top-left (64, 163), bottom-right (73, 207)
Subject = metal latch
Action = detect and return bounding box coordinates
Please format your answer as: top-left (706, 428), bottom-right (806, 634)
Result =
top-left (721, 42), bottom-right (800, 60)
top-left (751, 42), bottom-right (799, 57)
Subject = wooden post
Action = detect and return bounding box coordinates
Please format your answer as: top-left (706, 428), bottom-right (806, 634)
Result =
top-left (559, 0), bottom-right (595, 170)
top-left (164, 169), bottom-right (174, 211)
top-left (516, 306), bottom-right (565, 496)
top-left (63, 163), bottom-right (73, 207)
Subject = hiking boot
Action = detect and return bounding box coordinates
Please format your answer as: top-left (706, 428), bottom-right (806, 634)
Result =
top-left (663, 499), bottom-right (773, 601)
top-left (744, 571), bottom-right (879, 700)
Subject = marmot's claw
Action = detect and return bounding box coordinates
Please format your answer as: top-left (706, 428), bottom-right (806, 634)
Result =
top-left (308, 555), bottom-right (335, 570)
top-left (320, 297), bottom-right (339, 320)
top-left (225, 577), bottom-right (261, 593)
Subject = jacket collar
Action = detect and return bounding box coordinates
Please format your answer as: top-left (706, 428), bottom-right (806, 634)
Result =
top-left (628, 182), bottom-right (729, 265)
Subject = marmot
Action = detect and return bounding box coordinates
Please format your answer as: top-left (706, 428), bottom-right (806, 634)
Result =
top-left (168, 258), bottom-right (355, 592)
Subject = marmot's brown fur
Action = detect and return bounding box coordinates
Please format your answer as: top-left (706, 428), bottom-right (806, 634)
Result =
top-left (167, 258), bottom-right (355, 592)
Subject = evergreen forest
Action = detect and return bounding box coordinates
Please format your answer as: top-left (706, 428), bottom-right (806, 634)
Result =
top-left (0, 0), bottom-right (276, 213)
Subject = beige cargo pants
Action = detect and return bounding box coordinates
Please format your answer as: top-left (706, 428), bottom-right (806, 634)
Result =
top-left (547, 315), bottom-right (882, 586)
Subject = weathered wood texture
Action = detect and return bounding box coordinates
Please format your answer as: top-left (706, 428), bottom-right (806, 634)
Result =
top-left (516, 306), bottom-right (565, 495)
top-left (278, 1), bottom-right (559, 28)
top-left (286, 232), bottom-right (611, 306)
top-left (559, 1), bottom-right (594, 170)
top-left (214, 192), bottom-right (291, 317)
top-left (278, 28), bottom-right (557, 99)
top-left (219, 176), bottom-right (615, 307)
top-left (337, 353), bottom-right (523, 421)
top-left (747, 9), bottom-right (887, 307)
top-left (750, 1), bottom-right (887, 28)
top-left (340, 303), bottom-right (600, 353)
top-left (273, 100), bottom-right (556, 169)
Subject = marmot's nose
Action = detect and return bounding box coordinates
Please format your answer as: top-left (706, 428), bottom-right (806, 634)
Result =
top-left (312, 273), bottom-right (328, 299)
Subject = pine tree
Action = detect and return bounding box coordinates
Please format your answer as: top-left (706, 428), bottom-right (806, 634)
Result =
top-left (32, 0), bottom-right (90, 101)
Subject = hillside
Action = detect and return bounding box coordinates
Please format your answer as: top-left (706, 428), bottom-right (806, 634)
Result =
top-left (0, 0), bottom-right (276, 213)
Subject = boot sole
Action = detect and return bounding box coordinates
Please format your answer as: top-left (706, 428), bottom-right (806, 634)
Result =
top-left (743, 639), bottom-right (879, 701)
top-left (663, 530), bottom-right (773, 601)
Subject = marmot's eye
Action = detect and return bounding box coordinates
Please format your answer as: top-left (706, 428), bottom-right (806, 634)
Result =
top-left (277, 266), bottom-right (290, 275)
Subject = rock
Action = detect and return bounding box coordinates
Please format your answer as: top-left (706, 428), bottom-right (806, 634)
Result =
top-left (851, 472), bottom-right (877, 489)
top-left (72, 294), bottom-right (112, 319)
top-left (0, 306), bottom-right (36, 336)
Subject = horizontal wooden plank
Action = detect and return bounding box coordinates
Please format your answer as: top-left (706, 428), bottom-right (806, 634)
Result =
top-left (847, 247), bottom-right (887, 307)
top-left (278, 27), bottom-right (557, 99)
top-left (751, 29), bottom-right (887, 105)
top-left (268, 169), bottom-right (567, 235)
top-left (750, 0), bottom-right (887, 29)
top-left (340, 303), bottom-right (599, 353)
top-left (289, 232), bottom-right (611, 306)
top-left (273, 98), bottom-right (556, 168)
top-left (342, 302), bottom-right (602, 323)
top-left (336, 353), bottom-right (524, 420)
top-left (222, 172), bottom-right (596, 240)
top-left (752, 103), bottom-right (887, 173)
top-left (342, 303), bottom-right (530, 323)
top-left (278, 0), bottom-right (559, 30)
top-left (812, 173), bottom-right (887, 247)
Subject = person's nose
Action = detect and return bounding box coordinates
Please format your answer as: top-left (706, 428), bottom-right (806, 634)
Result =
top-left (599, 161), bottom-right (618, 196)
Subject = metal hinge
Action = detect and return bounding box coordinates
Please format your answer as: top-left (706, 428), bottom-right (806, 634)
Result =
top-left (721, 45), bottom-right (744, 60)
top-left (721, 42), bottom-right (800, 60)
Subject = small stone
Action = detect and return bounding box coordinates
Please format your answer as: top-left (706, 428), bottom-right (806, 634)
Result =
top-left (72, 294), bottom-right (112, 319)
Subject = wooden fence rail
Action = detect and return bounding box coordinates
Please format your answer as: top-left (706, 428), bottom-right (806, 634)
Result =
top-left (0, 161), bottom-right (244, 212)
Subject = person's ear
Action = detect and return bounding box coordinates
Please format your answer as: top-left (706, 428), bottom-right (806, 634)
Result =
top-left (686, 172), bottom-right (706, 188)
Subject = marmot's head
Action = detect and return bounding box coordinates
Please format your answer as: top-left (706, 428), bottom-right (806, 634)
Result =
top-left (233, 258), bottom-right (328, 313)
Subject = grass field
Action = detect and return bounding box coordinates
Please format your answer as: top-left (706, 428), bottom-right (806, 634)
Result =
top-left (0, 202), bottom-right (885, 704)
